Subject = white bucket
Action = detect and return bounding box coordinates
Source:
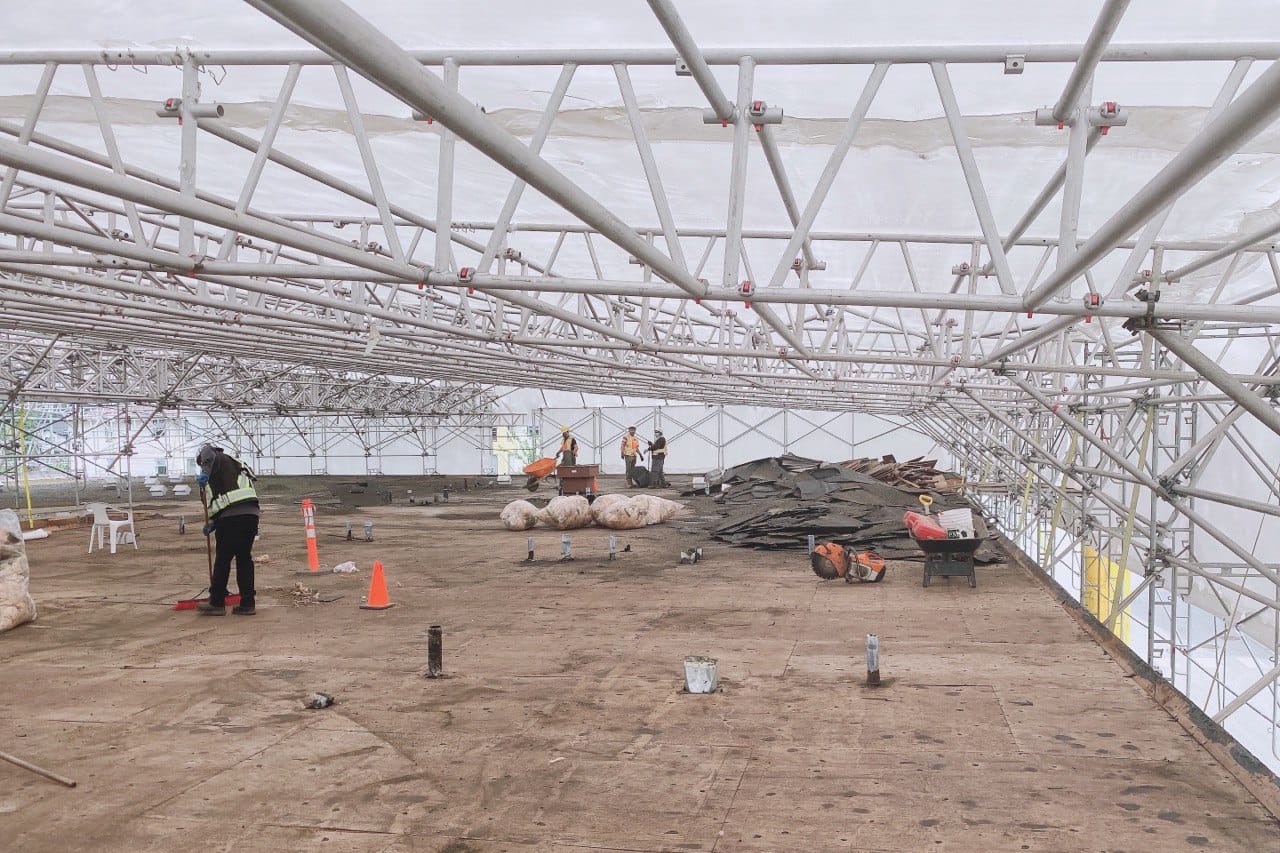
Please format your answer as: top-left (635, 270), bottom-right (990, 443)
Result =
top-left (938, 508), bottom-right (975, 539)
top-left (684, 656), bottom-right (719, 693)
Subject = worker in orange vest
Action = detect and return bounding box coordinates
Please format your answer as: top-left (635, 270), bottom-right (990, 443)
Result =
top-left (620, 426), bottom-right (644, 487)
top-left (556, 426), bottom-right (579, 465)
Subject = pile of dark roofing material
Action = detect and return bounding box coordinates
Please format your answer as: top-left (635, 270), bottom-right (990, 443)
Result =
top-left (688, 454), bottom-right (999, 562)
top-left (841, 455), bottom-right (965, 495)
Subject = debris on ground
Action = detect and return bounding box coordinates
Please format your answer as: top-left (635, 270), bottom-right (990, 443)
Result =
top-left (840, 455), bottom-right (966, 495)
top-left (290, 582), bottom-right (320, 604)
top-left (686, 455), bottom-right (1000, 562)
top-left (332, 561), bottom-right (359, 573)
top-left (303, 691), bottom-right (334, 710)
top-left (260, 582), bottom-right (337, 606)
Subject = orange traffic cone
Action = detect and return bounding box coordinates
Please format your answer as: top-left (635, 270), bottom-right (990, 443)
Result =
top-left (360, 560), bottom-right (394, 610)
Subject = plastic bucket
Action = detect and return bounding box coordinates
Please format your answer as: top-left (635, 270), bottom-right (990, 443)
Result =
top-left (684, 656), bottom-right (719, 693)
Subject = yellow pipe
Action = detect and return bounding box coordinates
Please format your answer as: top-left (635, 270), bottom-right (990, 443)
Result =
top-left (18, 408), bottom-right (34, 529)
top-left (1113, 406), bottom-right (1154, 637)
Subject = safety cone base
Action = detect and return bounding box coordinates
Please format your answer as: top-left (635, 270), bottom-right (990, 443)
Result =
top-left (359, 601), bottom-right (395, 610)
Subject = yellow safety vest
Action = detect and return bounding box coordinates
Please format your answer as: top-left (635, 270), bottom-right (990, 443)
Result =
top-left (560, 436), bottom-right (576, 453)
top-left (204, 468), bottom-right (259, 517)
top-left (622, 435), bottom-right (640, 457)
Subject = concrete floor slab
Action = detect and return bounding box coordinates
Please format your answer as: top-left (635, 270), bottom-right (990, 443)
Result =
top-left (0, 478), bottom-right (1276, 852)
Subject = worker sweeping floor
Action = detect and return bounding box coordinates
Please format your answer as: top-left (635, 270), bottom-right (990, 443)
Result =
top-left (0, 475), bottom-right (1276, 851)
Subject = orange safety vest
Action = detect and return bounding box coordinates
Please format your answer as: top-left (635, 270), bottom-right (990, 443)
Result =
top-left (560, 435), bottom-right (577, 453)
top-left (621, 435), bottom-right (640, 457)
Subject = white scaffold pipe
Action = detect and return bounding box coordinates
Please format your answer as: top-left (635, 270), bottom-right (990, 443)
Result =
top-left (244, 0), bottom-right (708, 300)
top-left (1024, 58), bottom-right (1280, 311)
top-left (5, 43), bottom-right (1280, 67)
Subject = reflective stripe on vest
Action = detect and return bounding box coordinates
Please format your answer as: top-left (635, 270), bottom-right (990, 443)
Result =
top-left (205, 470), bottom-right (258, 516)
top-left (622, 435), bottom-right (640, 456)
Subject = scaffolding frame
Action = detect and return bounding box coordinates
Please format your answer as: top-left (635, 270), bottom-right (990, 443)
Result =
top-left (1, 1), bottom-right (1279, 770)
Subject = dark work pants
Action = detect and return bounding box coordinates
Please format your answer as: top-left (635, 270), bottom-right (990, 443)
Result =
top-left (211, 514), bottom-right (258, 607)
top-left (651, 454), bottom-right (666, 486)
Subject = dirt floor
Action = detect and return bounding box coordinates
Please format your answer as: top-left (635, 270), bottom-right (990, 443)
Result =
top-left (1, 476), bottom-right (1277, 852)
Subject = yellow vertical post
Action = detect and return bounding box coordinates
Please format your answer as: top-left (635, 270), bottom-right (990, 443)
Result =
top-left (17, 408), bottom-right (35, 529)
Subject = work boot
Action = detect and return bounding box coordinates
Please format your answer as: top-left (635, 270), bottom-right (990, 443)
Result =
top-left (232, 603), bottom-right (256, 616)
top-left (196, 601), bottom-right (226, 616)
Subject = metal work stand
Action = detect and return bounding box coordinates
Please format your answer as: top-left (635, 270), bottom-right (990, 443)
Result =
top-left (916, 537), bottom-right (982, 588)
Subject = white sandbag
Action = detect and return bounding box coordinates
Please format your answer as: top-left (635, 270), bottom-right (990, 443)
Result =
top-left (595, 497), bottom-right (649, 529)
top-left (500, 499), bottom-right (540, 531)
top-left (630, 494), bottom-right (684, 525)
top-left (0, 509), bottom-right (37, 633)
top-left (537, 495), bottom-right (593, 530)
top-left (589, 493), bottom-right (629, 524)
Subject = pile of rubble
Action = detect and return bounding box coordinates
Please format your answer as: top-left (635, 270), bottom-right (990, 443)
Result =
top-left (687, 454), bottom-right (997, 561)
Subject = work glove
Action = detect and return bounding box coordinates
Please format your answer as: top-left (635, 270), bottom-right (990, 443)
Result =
top-left (202, 522), bottom-right (216, 536)
top-left (196, 472), bottom-right (210, 487)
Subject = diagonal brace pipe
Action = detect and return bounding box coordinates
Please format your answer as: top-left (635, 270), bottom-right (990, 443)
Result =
top-left (245, 0), bottom-right (707, 299)
top-left (1024, 59), bottom-right (1280, 310)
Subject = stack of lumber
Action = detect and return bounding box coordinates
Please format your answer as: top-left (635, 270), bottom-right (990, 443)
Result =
top-left (840, 455), bottom-right (965, 494)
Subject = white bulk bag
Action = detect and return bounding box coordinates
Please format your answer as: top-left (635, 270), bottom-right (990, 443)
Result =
top-left (0, 509), bottom-right (37, 633)
top-left (537, 495), bottom-right (594, 530)
top-left (500, 499), bottom-right (540, 531)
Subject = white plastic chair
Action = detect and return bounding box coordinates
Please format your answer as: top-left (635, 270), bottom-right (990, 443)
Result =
top-left (86, 503), bottom-right (137, 554)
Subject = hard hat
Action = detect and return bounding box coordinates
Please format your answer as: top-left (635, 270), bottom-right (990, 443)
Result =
top-left (560, 425), bottom-right (570, 432)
